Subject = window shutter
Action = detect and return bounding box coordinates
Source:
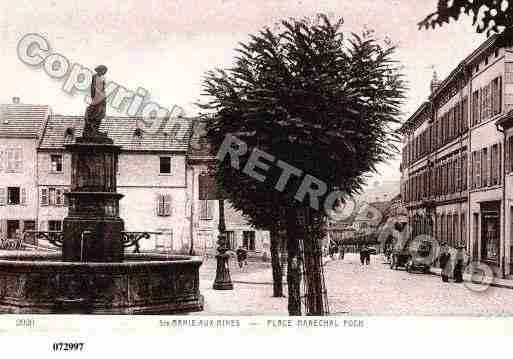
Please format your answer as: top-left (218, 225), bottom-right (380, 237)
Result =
top-left (156, 194), bottom-right (162, 216)
top-left (207, 200), bottom-right (213, 219)
top-left (41, 188), bottom-right (48, 206)
top-left (14, 149), bottom-right (22, 172)
top-left (56, 189), bottom-right (63, 206)
top-left (21, 188), bottom-right (27, 206)
top-left (63, 188), bottom-right (70, 206)
top-left (165, 195), bottom-right (172, 216)
top-left (475, 151), bottom-right (481, 188)
top-left (499, 142), bottom-right (502, 185)
top-left (170, 156), bottom-right (175, 175)
top-left (0, 188), bottom-right (5, 205)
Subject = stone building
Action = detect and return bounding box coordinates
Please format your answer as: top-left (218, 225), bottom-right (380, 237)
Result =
top-left (0, 106), bottom-right (270, 255)
top-left (0, 100), bottom-right (51, 241)
top-left (37, 114), bottom-right (193, 252)
top-left (187, 119), bottom-right (270, 256)
top-left (400, 34), bottom-right (513, 277)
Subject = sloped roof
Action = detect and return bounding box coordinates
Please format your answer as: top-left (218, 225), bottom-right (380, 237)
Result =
top-left (39, 115), bottom-right (193, 152)
top-left (0, 104), bottom-right (51, 138)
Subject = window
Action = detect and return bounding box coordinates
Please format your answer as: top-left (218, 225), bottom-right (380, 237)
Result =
top-left (472, 90), bottom-right (480, 126)
top-left (447, 214), bottom-right (453, 247)
top-left (5, 148), bottom-right (22, 173)
top-left (455, 156), bottom-right (461, 192)
top-left (482, 209), bottom-right (500, 262)
top-left (482, 148), bottom-right (488, 188)
top-left (50, 154), bottom-right (63, 172)
top-left (156, 194), bottom-right (172, 216)
top-left (491, 144), bottom-right (499, 185)
top-left (475, 151), bottom-right (481, 188)
top-left (243, 231), bottom-right (256, 251)
top-left (159, 157), bottom-right (172, 174)
top-left (506, 63), bottom-right (513, 112)
top-left (226, 231), bottom-right (235, 250)
top-left (7, 187), bottom-right (21, 205)
top-left (462, 153), bottom-right (468, 190)
top-left (41, 187), bottom-right (65, 206)
top-left (492, 76), bottom-right (502, 116)
top-left (509, 137), bottom-right (513, 173)
top-left (461, 213), bottom-right (467, 247)
top-left (462, 97), bottom-right (468, 131)
top-left (199, 200), bottom-right (213, 220)
top-left (453, 213), bottom-right (459, 246)
top-left (7, 220), bottom-right (20, 239)
top-left (48, 220), bottom-right (62, 232)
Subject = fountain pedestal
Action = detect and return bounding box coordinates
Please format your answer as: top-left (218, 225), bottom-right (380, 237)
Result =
top-left (62, 136), bottom-right (124, 262)
top-left (0, 133), bottom-right (204, 314)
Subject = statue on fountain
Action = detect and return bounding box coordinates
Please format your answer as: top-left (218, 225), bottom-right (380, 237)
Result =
top-left (83, 65), bottom-right (108, 138)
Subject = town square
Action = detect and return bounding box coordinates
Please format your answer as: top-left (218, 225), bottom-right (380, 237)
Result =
top-left (2, 0), bottom-right (513, 327)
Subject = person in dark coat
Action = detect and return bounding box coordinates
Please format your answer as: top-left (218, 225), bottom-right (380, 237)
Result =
top-left (236, 246), bottom-right (247, 269)
top-left (359, 246), bottom-right (366, 265)
top-left (338, 244), bottom-right (345, 260)
top-left (439, 243), bottom-right (451, 282)
top-left (453, 245), bottom-right (465, 283)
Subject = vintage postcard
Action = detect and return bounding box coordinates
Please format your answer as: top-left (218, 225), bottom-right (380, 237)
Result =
top-left (1, 0), bottom-right (513, 355)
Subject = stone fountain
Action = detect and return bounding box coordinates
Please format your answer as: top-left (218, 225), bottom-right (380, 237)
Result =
top-left (0, 66), bottom-right (203, 314)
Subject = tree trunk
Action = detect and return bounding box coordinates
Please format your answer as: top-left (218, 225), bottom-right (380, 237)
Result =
top-left (285, 208), bottom-right (301, 316)
top-left (302, 216), bottom-right (326, 315)
top-left (270, 228), bottom-right (284, 297)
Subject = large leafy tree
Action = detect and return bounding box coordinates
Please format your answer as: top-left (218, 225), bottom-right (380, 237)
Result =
top-left (419, 0), bottom-right (513, 38)
top-left (200, 15), bottom-right (405, 315)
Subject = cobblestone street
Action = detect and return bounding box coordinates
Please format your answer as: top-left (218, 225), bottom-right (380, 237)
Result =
top-left (199, 253), bottom-right (513, 316)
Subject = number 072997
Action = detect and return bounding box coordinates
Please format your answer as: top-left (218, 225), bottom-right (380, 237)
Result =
top-left (52, 343), bottom-right (84, 351)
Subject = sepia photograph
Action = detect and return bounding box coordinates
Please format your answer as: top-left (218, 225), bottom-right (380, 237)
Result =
top-left (1, 0), bottom-right (513, 354)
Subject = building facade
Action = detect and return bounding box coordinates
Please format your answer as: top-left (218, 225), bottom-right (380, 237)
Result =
top-left (400, 34), bottom-right (513, 277)
top-left (0, 102), bottom-right (50, 241)
top-left (187, 120), bottom-right (270, 256)
top-left (0, 104), bottom-right (270, 256)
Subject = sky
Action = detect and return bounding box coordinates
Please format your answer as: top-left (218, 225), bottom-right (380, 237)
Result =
top-left (0, 0), bottom-right (488, 193)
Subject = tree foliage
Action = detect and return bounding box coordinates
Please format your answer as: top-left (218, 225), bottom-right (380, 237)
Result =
top-left (199, 15), bottom-right (406, 227)
top-left (419, 0), bottom-right (513, 38)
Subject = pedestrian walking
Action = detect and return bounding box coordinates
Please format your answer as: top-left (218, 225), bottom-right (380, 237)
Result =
top-left (338, 244), bottom-right (345, 260)
top-left (236, 246), bottom-right (247, 269)
top-left (329, 241), bottom-right (337, 259)
top-left (453, 245), bottom-right (465, 283)
top-left (359, 246), bottom-right (366, 265)
top-left (439, 243), bottom-right (451, 282)
top-left (365, 246), bottom-right (371, 265)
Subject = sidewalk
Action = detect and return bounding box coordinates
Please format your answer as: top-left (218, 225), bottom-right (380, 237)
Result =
top-left (200, 264), bottom-right (287, 315)
top-left (429, 266), bottom-right (513, 290)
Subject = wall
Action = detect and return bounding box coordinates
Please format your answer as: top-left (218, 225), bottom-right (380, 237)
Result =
top-left (188, 164), bottom-right (270, 255)
top-left (0, 138), bottom-right (39, 237)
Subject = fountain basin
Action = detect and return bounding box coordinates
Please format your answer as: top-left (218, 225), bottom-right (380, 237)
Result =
top-left (0, 253), bottom-right (203, 314)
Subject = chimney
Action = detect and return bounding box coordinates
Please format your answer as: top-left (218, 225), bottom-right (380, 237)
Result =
top-left (12, 97), bottom-right (20, 104)
top-left (430, 71), bottom-right (441, 94)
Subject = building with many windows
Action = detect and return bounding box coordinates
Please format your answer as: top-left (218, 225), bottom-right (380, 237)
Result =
top-left (0, 100), bottom-right (51, 241)
top-left (0, 102), bottom-right (269, 256)
top-left (400, 34), bottom-right (513, 277)
top-left (36, 114), bottom-right (193, 252)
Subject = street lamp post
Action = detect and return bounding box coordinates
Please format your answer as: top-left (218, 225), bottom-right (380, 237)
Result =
top-left (213, 198), bottom-right (233, 290)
